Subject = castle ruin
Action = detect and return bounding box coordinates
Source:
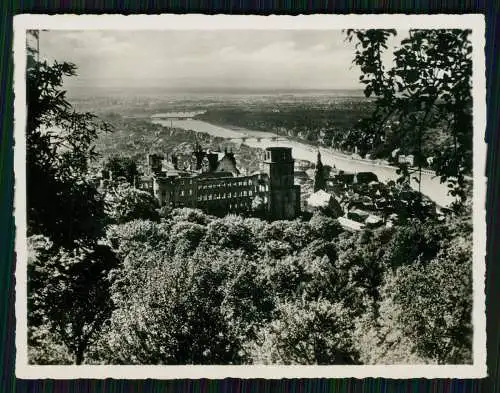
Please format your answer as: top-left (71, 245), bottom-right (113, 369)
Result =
top-left (140, 146), bottom-right (301, 220)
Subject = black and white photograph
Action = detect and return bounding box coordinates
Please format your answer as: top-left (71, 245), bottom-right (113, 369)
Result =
top-left (14, 14), bottom-right (486, 379)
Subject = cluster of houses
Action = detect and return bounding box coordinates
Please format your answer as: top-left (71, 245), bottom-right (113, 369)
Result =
top-left (96, 142), bottom-right (441, 231)
top-left (297, 153), bottom-right (438, 231)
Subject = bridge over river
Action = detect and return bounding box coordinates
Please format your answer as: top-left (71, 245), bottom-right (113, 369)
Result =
top-left (151, 117), bottom-right (459, 207)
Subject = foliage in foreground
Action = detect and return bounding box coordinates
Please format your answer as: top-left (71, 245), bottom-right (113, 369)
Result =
top-left (345, 29), bottom-right (472, 206)
top-left (29, 207), bottom-right (472, 365)
top-left (26, 31), bottom-right (118, 364)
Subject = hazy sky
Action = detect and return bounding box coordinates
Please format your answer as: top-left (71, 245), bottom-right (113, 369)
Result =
top-left (38, 30), bottom-right (401, 91)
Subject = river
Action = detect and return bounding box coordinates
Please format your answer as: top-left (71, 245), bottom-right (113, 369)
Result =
top-left (151, 118), bottom-right (456, 207)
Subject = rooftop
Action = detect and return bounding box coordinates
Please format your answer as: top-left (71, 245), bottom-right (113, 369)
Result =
top-left (265, 146), bottom-right (292, 151)
top-left (338, 216), bottom-right (365, 231)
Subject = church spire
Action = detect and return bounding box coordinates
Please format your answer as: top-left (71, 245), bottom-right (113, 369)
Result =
top-left (313, 149), bottom-right (326, 192)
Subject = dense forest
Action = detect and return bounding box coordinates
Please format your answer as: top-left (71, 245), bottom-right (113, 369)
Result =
top-left (25, 29), bottom-right (474, 366)
top-left (29, 208), bottom-right (472, 365)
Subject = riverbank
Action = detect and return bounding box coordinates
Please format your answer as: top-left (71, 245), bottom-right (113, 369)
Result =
top-left (151, 117), bottom-right (457, 207)
top-left (189, 118), bottom-right (444, 177)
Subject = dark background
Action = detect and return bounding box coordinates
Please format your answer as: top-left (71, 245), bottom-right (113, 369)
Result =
top-left (1, 1), bottom-right (498, 392)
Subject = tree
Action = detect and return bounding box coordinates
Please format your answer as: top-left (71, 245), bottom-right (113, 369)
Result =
top-left (313, 150), bottom-right (326, 192)
top-left (169, 221), bottom-right (207, 257)
top-left (95, 252), bottom-right (242, 365)
top-left (251, 195), bottom-right (266, 217)
top-left (248, 298), bottom-right (358, 365)
top-left (103, 155), bottom-right (139, 185)
top-left (345, 29), bottom-right (473, 207)
top-left (334, 227), bottom-right (395, 313)
top-left (381, 219), bottom-right (445, 268)
top-left (26, 31), bottom-right (111, 248)
top-left (309, 211), bottom-right (343, 239)
top-left (354, 235), bottom-right (472, 364)
top-left (202, 248), bottom-right (274, 347)
top-left (28, 235), bottom-right (119, 364)
top-left (169, 207), bottom-right (213, 225)
top-left (26, 31), bottom-right (119, 365)
top-left (105, 184), bottom-right (160, 224)
top-left (202, 215), bottom-right (257, 255)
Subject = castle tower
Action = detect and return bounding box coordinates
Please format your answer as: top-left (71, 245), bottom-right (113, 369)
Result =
top-left (262, 147), bottom-right (300, 220)
top-left (148, 153), bottom-right (163, 175)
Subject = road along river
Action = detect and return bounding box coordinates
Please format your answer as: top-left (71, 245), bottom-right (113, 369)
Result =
top-left (151, 118), bottom-right (456, 207)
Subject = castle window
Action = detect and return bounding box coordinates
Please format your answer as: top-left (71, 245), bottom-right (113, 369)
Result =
top-left (180, 190), bottom-right (185, 196)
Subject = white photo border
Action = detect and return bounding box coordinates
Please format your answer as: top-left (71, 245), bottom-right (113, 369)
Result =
top-left (13, 13), bottom-right (487, 380)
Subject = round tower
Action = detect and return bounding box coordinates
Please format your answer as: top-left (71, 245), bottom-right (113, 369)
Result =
top-left (262, 147), bottom-right (299, 219)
